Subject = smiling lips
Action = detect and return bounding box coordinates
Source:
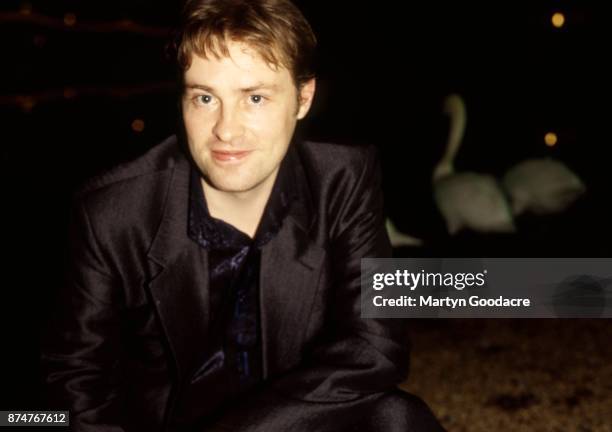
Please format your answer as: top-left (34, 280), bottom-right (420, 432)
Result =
top-left (211, 150), bottom-right (253, 162)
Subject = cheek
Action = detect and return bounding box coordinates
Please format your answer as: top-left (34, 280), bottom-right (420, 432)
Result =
top-left (247, 104), bottom-right (295, 135)
top-left (183, 109), bottom-right (212, 139)
top-left (182, 106), bottom-right (198, 132)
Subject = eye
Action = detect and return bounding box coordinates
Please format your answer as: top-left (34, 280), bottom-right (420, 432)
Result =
top-left (195, 94), bottom-right (213, 105)
top-left (249, 95), bottom-right (265, 105)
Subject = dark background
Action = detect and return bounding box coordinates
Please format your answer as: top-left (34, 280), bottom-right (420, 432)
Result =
top-left (2, 0), bottom-right (611, 415)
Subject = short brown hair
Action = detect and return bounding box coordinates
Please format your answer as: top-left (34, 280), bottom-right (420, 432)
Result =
top-left (169, 0), bottom-right (317, 88)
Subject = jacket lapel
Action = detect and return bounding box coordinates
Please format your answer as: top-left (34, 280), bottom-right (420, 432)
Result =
top-left (260, 144), bottom-right (327, 377)
top-left (145, 145), bottom-right (211, 382)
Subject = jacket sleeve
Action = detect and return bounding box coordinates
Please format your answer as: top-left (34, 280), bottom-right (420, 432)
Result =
top-left (203, 145), bottom-right (411, 431)
top-left (40, 196), bottom-right (127, 432)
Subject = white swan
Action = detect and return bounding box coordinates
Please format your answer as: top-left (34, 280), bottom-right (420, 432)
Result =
top-left (502, 158), bottom-right (586, 216)
top-left (433, 94), bottom-right (515, 235)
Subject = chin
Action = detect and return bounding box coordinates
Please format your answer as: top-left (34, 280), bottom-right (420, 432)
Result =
top-left (215, 184), bottom-right (251, 193)
top-left (208, 176), bottom-right (259, 193)
top-left (204, 163), bottom-right (274, 194)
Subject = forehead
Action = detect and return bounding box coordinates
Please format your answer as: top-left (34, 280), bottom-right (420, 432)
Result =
top-left (183, 42), bottom-right (293, 90)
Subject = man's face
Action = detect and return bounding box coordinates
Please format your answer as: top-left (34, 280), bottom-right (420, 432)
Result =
top-left (181, 41), bottom-right (315, 195)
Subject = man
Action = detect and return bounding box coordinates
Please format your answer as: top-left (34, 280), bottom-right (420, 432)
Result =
top-left (41, 0), bottom-right (445, 431)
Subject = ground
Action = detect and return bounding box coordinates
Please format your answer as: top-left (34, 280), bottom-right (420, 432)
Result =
top-left (402, 319), bottom-right (612, 432)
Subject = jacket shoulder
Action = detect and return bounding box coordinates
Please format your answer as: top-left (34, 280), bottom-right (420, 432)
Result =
top-left (296, 140), bottom-right (378, 181)
top-left (68, 135), bottom-right (183, 254)
top-left (295, 140), bottom-right (383, 241)
top-left (74, 134), bottom-right (182, 199)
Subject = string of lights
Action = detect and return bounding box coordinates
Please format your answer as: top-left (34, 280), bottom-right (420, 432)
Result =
top-left (1, 8), bottom-right (171, 37)
top-left (1, 82), bottom-right (175, 112)
top-left (2, 6), bottom-right (568, 36)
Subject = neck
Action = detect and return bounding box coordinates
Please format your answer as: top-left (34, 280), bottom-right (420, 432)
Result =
top-left (201, 168), bottom-right (279, 238)
top-left (433, 93), bottom-right (467, 182)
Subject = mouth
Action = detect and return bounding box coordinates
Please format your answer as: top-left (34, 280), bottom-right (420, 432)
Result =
top-left (211, 150), bottom-right (253, 163)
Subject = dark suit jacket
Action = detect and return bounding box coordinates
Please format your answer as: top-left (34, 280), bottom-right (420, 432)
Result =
top-left (41, 134), bottom-right (412, 432)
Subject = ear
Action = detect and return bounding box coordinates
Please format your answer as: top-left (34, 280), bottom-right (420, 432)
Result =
top-left (296, 78), bottom-right (316, 120)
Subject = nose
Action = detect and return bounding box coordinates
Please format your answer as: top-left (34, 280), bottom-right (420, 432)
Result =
top-left (212, 102), bottom-right (244, 143)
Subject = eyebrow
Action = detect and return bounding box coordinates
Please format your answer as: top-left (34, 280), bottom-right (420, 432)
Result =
top-left (184, 83), bottom-right (280, 93)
